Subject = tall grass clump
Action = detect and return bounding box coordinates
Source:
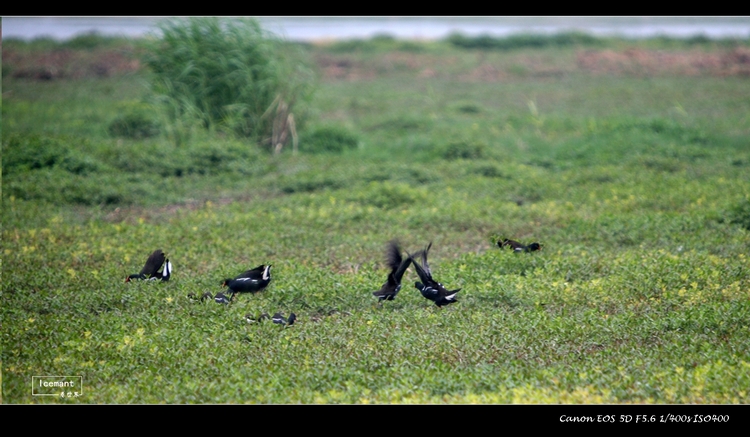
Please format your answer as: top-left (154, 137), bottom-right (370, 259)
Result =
top-left (143, 17), bottom-right (314, 149)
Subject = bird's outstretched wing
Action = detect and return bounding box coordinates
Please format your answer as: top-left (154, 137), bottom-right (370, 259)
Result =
top-left (237, 265), bottom-right (266, 279)
top-left (392, 256), bottom-right (411, 284)
top-left (385, 240), bottom-right (403, 272)
top-left (421, 242), bottom-right (433, 277)
top-left (141, 249), bottom-right (166, 277)
top-left (409, 251), bottom-right (432, 285)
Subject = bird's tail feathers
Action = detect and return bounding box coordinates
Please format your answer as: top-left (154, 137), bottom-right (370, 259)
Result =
top-left (162, 259), bottom-right (172, 281)
top-left (445, 289), bottom-right (461, 301)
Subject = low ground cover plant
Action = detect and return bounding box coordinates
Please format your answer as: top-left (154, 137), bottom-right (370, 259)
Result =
top-left (2, 30), bottom-right (749, 404)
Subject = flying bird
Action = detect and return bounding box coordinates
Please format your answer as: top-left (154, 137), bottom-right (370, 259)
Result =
top-left (372, 240), bottom-right (412, 302)
top-left (409, 242), bottom-right (460, 307)
top-left (125, 249), bottom-right (172, 282)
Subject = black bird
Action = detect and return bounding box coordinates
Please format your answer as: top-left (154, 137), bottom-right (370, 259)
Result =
top-left (246, 312), bottom-right (270, 323)
top-left (214, 292), bottom-right (232, 305)
top-left (188, 292), bottom-right (214, 302)
top-left (525, 242), bottom-right (542, 252)
top-left (409, 242), bottom-right (460, 307)
top-left (372, 240), bottom-right (412, 302)
top-left (222, 265), bottom-right (272, 297)
top-left (498, 239), bottom-right (542, 253)
top-left (125, 249), bottom-right (172, 282)
top-left (272, 312), bottom-right (297, 326)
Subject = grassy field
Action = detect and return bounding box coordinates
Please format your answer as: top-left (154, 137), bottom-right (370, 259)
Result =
top-left (2, 33), bottom-right (750, 404)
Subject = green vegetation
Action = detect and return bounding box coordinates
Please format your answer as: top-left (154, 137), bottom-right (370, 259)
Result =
top-left (445, 31), bottom-right (750, 51)
top-left (2, 30), bottom-right (750, 404)
top-left (143, 18), bottom-right (314, 147)
top-left (298, 124), bottom-right (360, 154)
top-left (107, 102), bottom-right (161, 139)
top-left (447, 31), bottom-right (603, 50)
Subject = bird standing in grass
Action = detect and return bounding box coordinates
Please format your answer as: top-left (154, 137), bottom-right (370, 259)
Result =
top-left (246, 312), bottom-right (270, 323)
top-left (498, 239), bottom-right (542, 253)
top-left (214, 292), bottom-right (232, 305)
top-left (372, 240), bottom-right (412, 302)
top-left (125, 249), bottom-right (172, 282)
top-left (222, 265), bottom-right (272, 298)
top-left (409, 242), bottom-right (460, 307)
top-left (272, 312), bottom-right (296, 326)
top-left (188, 292), bottom-right (214, 302)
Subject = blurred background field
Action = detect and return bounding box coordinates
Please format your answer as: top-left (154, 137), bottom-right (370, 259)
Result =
top-left (2, 17), bottom-right (750, 404)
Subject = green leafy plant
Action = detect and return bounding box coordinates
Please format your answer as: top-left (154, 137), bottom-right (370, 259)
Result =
top-left (299, 125), bottom-right (360, 154)
top-left (108, 103), bottom-right (161, 139)
top-left (440, 139), bottom-right (488, 160)
top-left (728, 198), bottom-right (750, 231)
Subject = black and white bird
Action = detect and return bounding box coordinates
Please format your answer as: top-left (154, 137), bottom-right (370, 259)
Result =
top-left (272, 312), bottom-right (296, 326)
top-left (214, 292), bottom-right (232, 305)
top-left (187, 292), bottom-right (214, 302)
top-left (497, 239), bottom-right (542, 253)
top-left (372, 240), bottom-right (412, 302)
top-left (246, 312), bottom-right (270, 324)
top-left (125, 249), bottom-right (172, 282)
top-left (222, 265), bottom-right (272, 298)
top-left (409, 242), bottom-right (460, 308)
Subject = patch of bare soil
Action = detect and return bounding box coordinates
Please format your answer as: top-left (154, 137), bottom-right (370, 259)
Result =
top-left (314, 54), bottom-right (377, 81)
top-left (463, 63), bottom-right (512, 82)
top-left (3, 47), bottom-right (142, 80)
top-left (313, 48), bottom-right (750, 83)
top-left (8, 46), bottom-right (749, 83)
top-left (314, 52), bottom-right (461, 81)
top-left (576, 47), bottom-right (750, 77)
top-left (458, 48), bottom-right (750, 81)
